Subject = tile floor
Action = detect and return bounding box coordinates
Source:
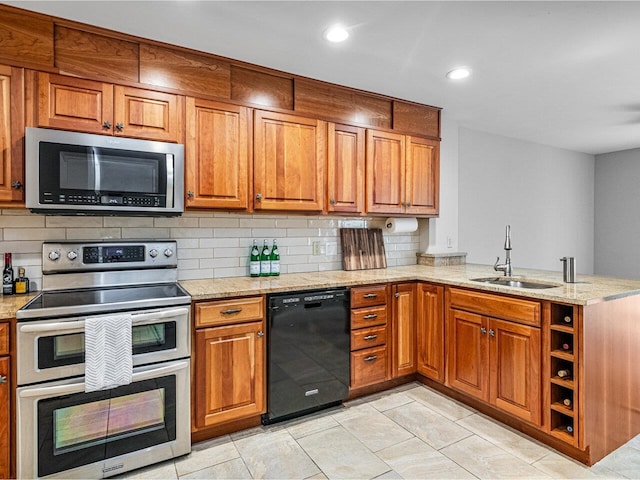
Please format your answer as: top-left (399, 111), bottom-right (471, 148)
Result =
top-left (124, 383), bottom-right (640, 479)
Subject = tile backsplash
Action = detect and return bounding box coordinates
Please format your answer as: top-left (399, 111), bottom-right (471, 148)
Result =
top-left (0, 209), bottom-right (421, 291)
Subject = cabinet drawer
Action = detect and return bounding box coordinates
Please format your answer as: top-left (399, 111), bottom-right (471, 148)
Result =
top-left (351, 325), bottom-right (387, 350)
top-left (0, 323), bottom-right (7, 355)
top-left (195, 296), bottom-right (264, 328)
top-left (351, 305), bottom-right (387, 329)
top-left (351, 345), bottom-right (388, 389)
top-left (449, 288), bottom-right (540, 327)
top-left (351, 285), bottom-right (388, 308)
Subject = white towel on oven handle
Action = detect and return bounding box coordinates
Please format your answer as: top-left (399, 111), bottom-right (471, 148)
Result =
top-left (84, 313), bottom-right (133, 392)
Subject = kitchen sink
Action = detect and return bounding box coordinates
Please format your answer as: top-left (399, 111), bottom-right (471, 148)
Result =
top-left (470, 277), bottom-right (559, 289)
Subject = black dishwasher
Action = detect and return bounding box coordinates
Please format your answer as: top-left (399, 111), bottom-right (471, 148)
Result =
top-left (263, 287), bottom-right (350, 424)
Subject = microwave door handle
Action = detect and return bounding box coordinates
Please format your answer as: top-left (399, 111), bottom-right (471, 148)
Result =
top-left (18, 360), bottom-right (190, 398)
top-left (166, 153), bottom-right (174, 208)
top-left (19, 320), bottom-right (86, 334)
top-left (92, 147), bottom-right (101, 194)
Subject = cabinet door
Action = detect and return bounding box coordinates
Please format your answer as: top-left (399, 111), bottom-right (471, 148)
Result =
top-left (185, 98), bottom-right (249, 209)
top-left (0, 65), bottom-right (24, 204)
top-left (446, 308), bottom-right (489, 401)
top-left (405, 136), bottom-right (439, 215)
top-left (253, 110), bottom-right (325, 211)
top-left (0, 356), bottom-right (9, 480)
top-left (194, 321), bottom-right (265, 428)
top-left (113, 85), bottom-right (182, 142)
top-left (489, 318), bottom-right (541, 425)
top-left (37, 72), bottom-right (114, 133)
top-left (365, 129), bottom-right (405, 214)
top-left (416, 283), bottom-right (445, 382)
top-left (327, 123), bottom-right (364, 213)
top-left (391, 283), bottom-right (416, 377)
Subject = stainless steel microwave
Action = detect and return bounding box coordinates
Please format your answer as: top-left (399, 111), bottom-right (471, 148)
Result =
top-left (25, 127), bottom-right (184, 216)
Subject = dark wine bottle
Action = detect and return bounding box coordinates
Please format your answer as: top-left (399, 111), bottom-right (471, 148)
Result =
top-left (563, 315), bottom-right (572, 324)
top-left (557, 368), bottom-right (571, 379)
top-left (566, 425), bottom-right (574, 434)
top-left (562, 398), bottom-right (573, 409)
top-left (2, 253), bottom-right (14, 295)
top-left (561, 343), bottom-right (571, 351)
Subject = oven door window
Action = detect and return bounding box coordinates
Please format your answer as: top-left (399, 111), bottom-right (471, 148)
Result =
top-left (37, 375), bottom-right (176, 478)
top-left (37, 322), bottom-right (177, 369)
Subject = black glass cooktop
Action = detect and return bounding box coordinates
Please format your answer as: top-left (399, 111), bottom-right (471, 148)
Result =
top-left (17, 283), bottom-right (191, 320)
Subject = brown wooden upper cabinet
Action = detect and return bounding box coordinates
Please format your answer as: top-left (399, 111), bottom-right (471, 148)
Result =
top-left (185, 97), bottom-right (250, 210)
top-left (0, 64), bottom-right (25, 205)
top-left (253, 110), bottom-right (325, 212)
top-left (327, 123), bottom-right (365, 214)
top-left (35, 72), bottom-right (183, 142)
top-left (366, 130), bottom-right (439, 216)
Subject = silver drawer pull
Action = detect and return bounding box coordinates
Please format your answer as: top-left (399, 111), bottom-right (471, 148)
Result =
top-left (0, 375), bottom-right (6, 384)
top-left (363, 335), bottom-right (378, 341)
top-left (221, 308), bottom-right (242, 315)
top-left (363, 314), bottom-right (378, 320)
top-left (363, 293), bottom-right (378, 299)
top-left (363, 355), bottom-right (378, 362)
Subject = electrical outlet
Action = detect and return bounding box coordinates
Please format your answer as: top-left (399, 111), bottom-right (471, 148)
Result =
top-left (312, 241), bottom-right (321, 255)
top-left (446, 236), bottom-right (453, 248)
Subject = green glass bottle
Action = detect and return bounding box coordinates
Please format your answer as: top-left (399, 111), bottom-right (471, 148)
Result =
top-left (259, 240), bottom-right (271, 277)
top-left (249, 240), bottom-right (260, 277)
top-left (270, 239), bottom-right (280, 276)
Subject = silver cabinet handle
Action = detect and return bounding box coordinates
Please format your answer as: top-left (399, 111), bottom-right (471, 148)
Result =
top-left (363, 314), bottom-right (378, 320)
top-left (187, 190), bottom-right (194, 198)
top-left (115, 122), bottom-right (124, 131)
top-left (103, 121), bottom-right (112, 129)
top-left (363, 355), bottom-right (378, 362)
top-left (11, 180), bottom-right (22, 190)
top-left (363, 293), bottom-right (378, 299)
top-left (0, 375), bottom-right (6, 384)
top-left (481, 327), bottom-right (487, 334)
top-left (489, 329), bottom-right (495, 337)
top-left (256, 193), bottom-right (263, 201)
top-left (221, 308), bottom-right (242, 315)
top-left (257, 331), bottom-right (264, 338)
top-left (395, 292), bottom-right (400, 298)
top-left (363, 335), bottom-right (378, 341)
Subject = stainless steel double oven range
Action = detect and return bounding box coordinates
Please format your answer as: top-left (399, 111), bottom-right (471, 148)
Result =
top-left (16, 240), bottom-right (191, 479)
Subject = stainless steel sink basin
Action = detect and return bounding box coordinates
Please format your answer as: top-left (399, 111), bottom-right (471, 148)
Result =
top-left (470, 277), bottom-right (559, 289)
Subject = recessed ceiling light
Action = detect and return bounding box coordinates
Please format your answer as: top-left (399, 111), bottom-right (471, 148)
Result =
top-left (446, 67), bottom-right (471, 80)
top-left (324, 24), bottom-right (349, 43)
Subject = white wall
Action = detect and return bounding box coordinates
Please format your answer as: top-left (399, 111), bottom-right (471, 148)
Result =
top-left (458, 128), bottom-right (595, 273)
top-left (594, 148), bottom-right (640, 279)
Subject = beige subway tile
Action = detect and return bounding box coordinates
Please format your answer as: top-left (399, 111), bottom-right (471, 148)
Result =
top-left (45, 216), bottom-right (102, 228)
top-left (214, 228), bottom-right (251, 238)
top-left (287, 264), bottom-right (319, 273)
top-left (288, 246), bottom-right (313, 255)
top-left (154, 217), bottom-right (199, 228)
top-left (176, 238), bottom-right (200, 249)
top-left (251, 228), bottom-right (282, 238)
top-left (199, 217), bottom-right (241, 228)
top-left (275, 218), bottom-right (309, 228)
top-left (4, 228), bottom-right (66, 241)
top-left (178, 269), bottom-right (213, 281)
top-left (308, 219), bottom-right (339, 228)
top-left (201, 237), bottom-right (239, 248)
top-left (0, 240), bottom-right (43, 254)
top-left (0, 215), bottom-right (45, 227)
top-left (214, 247), bottom-right (247, 258)
top-left (66, 228), bottom-right (121, 240)
top-left (319, 262), bottom-right (343, 271)
top-left (103, 217), bottom-right (154, 227)
top-left (179, 248), bottom-right (213, 259)
top-left (177, 259), bottom-right (200, 270)
top-left (285, 228), bottom-right (320, 237)
top-left (121, 228), bottom-right (170, 239)
top-left (240, 218), bottom-right (277, 228)
top-left (170, 227), bottom-right (213, 238)
top-left (214, 266), bottom-right (249, 278)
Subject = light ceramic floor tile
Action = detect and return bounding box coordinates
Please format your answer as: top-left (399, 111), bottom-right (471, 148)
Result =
top-left (368, 392), bottom-right (415, 412)
top-left (121, 460), bottom-right (178, 479)
top-left (297, 425), bottom-right (391, 479)
top-left (336, 403), bottom-right (414, 452)
top-left (384, 400), bottom-right (473, 450)
top-left (304, 473), bottom-right (328, 480)
top-left (532, 451), bottom-right (623, 479)
top-left (234, 428), bottom-right (320, 479)
top-left (440, 435), bottom-right (552, 479)
top-left (593, 444), bottom-right (640, 478)
top-left (286, 411), bottom-right (340, 440)
top-left (175, 434), bottom-right (240, 477)
top-left (456, 413), bottom-right (550, 464)
top-left (405, 385), bottom-right (476, 421)
top-left (179, 457), bottom-right (252, 479)
top-left (373, 469), bottom-right (404, 479)
top-left (377, 437), bottom-right (477, 479)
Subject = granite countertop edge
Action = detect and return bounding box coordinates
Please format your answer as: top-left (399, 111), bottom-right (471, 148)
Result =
top-left (4, 263), bottom-right (640, 320)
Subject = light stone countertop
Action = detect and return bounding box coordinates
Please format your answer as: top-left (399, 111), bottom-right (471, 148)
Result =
top-left (181, 263), bottom-right (640, 306)
top-left (3, 264), bottom-right (640, 320)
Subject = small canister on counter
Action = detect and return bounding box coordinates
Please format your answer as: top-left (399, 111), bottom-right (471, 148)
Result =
top-left (560, 257), bottom-right (577, 283)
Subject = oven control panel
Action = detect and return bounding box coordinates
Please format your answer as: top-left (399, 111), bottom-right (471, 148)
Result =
top-left (42, 241), bottom-right (177, 273)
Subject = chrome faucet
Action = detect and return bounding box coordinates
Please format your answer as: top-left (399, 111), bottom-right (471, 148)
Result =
top-left (493, 225), bottom-right (512, 276)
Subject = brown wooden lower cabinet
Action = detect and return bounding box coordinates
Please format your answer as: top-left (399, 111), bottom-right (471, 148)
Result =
top-left (391, 283), bottom-right (417, 378)
top-left (351, 345), bottom-right (388, 388)
top-left (0, 321), bottom-right (9, 479)
top-left (416, 283), bottom-right (445, 382)
top-left (193, 297), bottom-right (266, 432)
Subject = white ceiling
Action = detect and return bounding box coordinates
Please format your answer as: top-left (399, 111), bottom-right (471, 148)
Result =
top-left (7, 1), bottom-right (640, 155)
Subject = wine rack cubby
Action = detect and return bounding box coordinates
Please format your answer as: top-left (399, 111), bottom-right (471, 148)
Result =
top-left (549, 303), bottom-right (579, 445)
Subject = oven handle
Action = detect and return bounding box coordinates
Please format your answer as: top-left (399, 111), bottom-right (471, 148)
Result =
top-left (18, 307), bottom-right (190, 334)
top-left (18, 360), bottom-right (190, 398)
